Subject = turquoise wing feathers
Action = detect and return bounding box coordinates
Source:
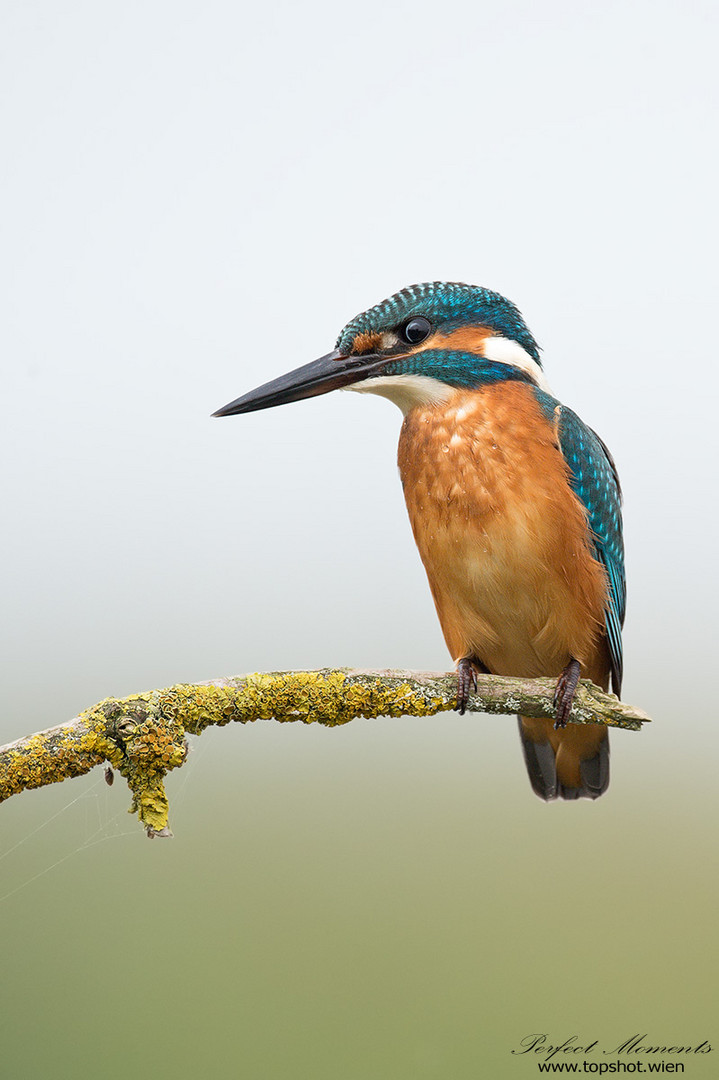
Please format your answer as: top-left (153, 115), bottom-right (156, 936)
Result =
top-left (556, 405), bottom-right (626, 696)
top-left (532, 387), bottom-right (625, 695)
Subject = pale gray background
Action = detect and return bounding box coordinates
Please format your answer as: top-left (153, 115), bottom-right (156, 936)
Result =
top-left (1, 2), bottom-right (717, 1078)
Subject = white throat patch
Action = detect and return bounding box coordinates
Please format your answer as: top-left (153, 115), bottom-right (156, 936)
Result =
top-left (345, 374), bottom-right (455, 415)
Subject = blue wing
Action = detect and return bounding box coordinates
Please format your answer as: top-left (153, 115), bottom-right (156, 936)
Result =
top-left (558, 407), bottom-right (625, 696)
top-left (533, 390), bottom-right (626, 696)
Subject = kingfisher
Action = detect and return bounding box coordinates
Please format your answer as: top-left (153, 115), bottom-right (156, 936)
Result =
top-left (213, 282), bottom-right (625, 800)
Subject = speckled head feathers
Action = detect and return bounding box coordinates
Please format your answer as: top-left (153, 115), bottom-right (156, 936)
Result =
top-left (336, 282), bottom-right (542, 366)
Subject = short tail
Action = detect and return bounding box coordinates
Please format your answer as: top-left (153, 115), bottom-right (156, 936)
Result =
top-left (518, 717), bottom-right (609, 800)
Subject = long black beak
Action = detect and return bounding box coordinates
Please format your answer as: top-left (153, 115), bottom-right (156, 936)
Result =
top-left (212, 349), bottom-right (387, 417)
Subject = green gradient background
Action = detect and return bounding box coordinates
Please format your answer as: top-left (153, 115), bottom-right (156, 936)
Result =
top-left (2, 703), bottom-right (716, 1078)
top-left (1, 1), bottom-right (717, 1077)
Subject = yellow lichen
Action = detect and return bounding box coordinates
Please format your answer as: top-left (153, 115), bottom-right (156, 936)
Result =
top-left (0, 671), bottom-right (450, 829)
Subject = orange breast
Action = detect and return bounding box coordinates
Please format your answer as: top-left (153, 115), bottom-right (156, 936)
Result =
top-left (397, 382), bottom-right (610, 682)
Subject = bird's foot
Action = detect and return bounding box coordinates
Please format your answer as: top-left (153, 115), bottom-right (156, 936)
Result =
top-left (456, 658), bottom-right (477, 714)
top-left (456, 657), bottom-right (487, 714)
top-left (553, 658), bottom-right (581, 729)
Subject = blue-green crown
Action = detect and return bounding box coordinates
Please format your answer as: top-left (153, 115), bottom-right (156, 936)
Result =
top-left (336, 281), bottom-right (541, 365)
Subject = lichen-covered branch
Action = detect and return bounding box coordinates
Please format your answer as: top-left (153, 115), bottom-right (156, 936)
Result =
top-left (0, 669), bottom-right (650, 836)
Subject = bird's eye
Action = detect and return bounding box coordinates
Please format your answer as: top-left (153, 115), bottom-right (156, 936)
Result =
top-left (399, 317), bottom-right (432, 346)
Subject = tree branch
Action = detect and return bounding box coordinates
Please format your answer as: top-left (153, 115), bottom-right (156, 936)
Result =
top-left (0, 669), bottom-right (650, 837)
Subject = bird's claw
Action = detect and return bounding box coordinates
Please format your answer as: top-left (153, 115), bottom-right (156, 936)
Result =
top-left (553, 658), bottom-right (581, 729)
top-left (456, 658), bottom-right (478, 715)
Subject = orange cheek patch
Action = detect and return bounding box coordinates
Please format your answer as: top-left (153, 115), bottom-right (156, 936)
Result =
top-left (350, 325), bottom-right (497, 360)
top-left (423, 326), bottom-right (496, 354)
top-left (350, 331), bottom-right (383, 355)
top-left (392, 325), bottom-right (496, 361)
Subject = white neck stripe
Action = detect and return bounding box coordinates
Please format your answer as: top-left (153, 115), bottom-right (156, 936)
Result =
top-left (482, 336), bottom-right (552, 393)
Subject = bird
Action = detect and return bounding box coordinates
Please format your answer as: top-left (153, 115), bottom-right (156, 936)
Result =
top-left (213, 282), bottom-right (625, 800)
